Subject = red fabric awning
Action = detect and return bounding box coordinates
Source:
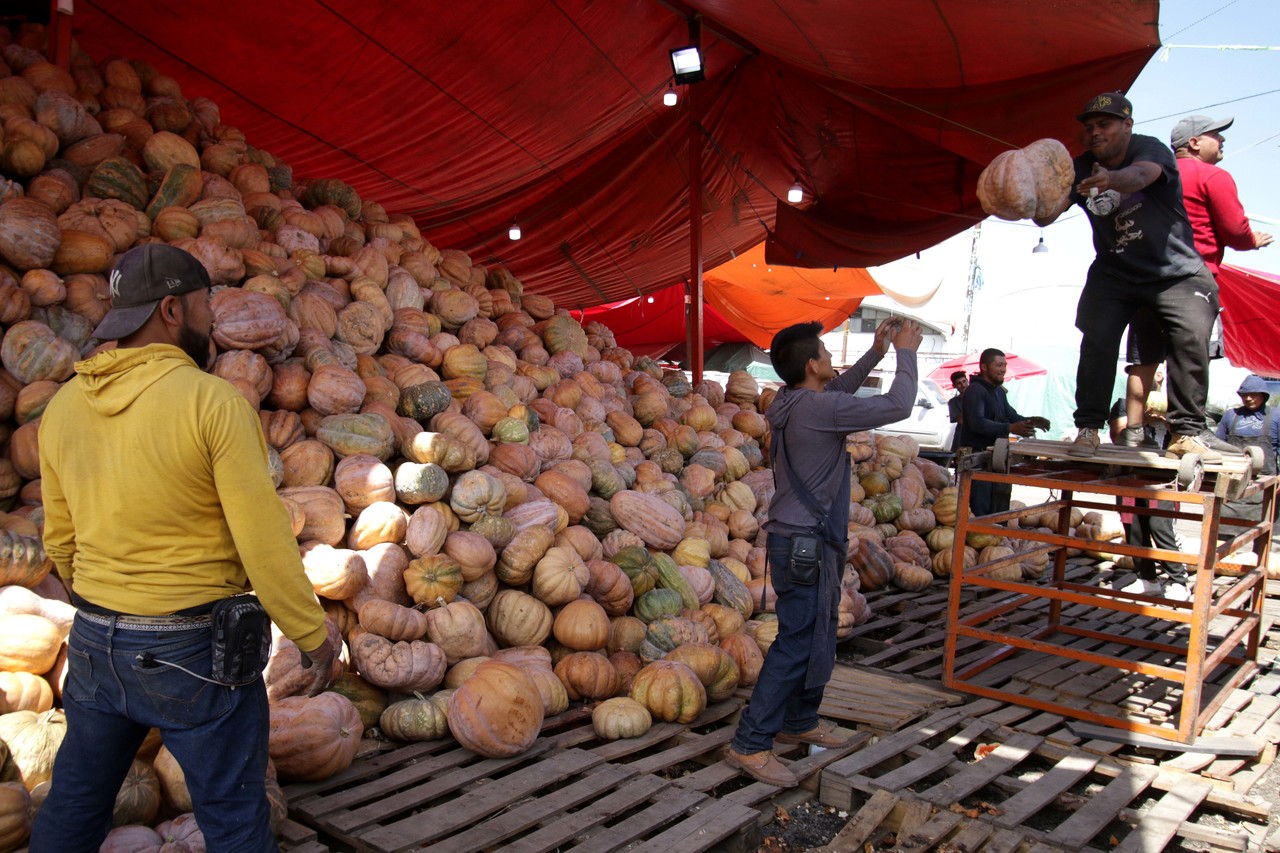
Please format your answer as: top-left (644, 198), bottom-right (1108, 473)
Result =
top-left (70, 1), bottom-right (1158, 304)
top-left (928, 353), bottom-right (1048, 391)
top-left (1218, 264), bottom-right (1280, 376)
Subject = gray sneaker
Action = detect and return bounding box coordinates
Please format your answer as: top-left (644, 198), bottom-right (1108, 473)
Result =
top-left (1068, 427), bottom-right (1101, 457)
top-left (1195, 430), bottom-right (1244, 456)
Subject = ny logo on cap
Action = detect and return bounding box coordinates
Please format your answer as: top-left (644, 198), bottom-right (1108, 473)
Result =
top-left (109, 268), bottom-right (122, 298)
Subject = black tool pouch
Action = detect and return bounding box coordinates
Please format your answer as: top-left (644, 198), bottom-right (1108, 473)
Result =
top-left (210, 595), bottom-right (271, 686)
top-left (789, 533), bottom-right (821, 586)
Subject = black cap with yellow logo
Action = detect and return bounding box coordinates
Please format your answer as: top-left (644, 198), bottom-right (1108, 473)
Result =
top-left (1076, 92), bottom-right (1133, 122)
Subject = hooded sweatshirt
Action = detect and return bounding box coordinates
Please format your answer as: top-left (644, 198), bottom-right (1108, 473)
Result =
top-left (39, 344), bottom-right (326, 651)
top-left (764, 346), bottom-right (916, 690)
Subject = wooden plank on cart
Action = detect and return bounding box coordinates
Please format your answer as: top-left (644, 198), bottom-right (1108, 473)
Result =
top-left (354, 748), bottom-right (603, 851)
top-left (1045, 764), bottom-right (1159, 849)
top-left (1112, 780), bottom-right (1214, 853)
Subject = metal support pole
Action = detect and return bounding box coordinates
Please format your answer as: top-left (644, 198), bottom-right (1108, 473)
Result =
top-left (50, 0), bottom-right (73, 71)
top-left (685, 19), bottom-right (704, 385)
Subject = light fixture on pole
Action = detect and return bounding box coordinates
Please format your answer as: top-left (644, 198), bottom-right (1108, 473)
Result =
top-left (508, 221), bottom-right (521, 241)
top-left (1031, 230), bottom-right (1048, 254)
top-left (669, 45), bottom-right (704, 85)
top-left (787, 178), bottom-right (803, 204)
top-left (662, 84), bottom-right (677, 107)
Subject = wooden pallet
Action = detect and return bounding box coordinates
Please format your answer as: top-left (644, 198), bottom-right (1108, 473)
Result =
top-left (282, 700), bottom-right (862, 853)
top-left (819, 706), bottom-right (1262, 852)
top-left (815, 663), bottom-right (964, 733)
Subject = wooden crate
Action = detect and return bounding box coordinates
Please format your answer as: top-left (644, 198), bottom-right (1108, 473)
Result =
top-left (819, 707), bottom-right (1261, 852)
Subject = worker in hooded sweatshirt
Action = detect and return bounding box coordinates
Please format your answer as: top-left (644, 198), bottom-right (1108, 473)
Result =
top-left (33, 244), bottom-right (335, 853)
top-left (724, 317), bottom-right (921, 788)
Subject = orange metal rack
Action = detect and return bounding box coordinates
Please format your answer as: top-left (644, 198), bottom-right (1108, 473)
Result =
top-left (942, 448), bottom-right (1277, 744)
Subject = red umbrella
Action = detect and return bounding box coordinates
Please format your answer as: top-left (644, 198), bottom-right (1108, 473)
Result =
top-left (928, 352), bottom-right (1048, 391)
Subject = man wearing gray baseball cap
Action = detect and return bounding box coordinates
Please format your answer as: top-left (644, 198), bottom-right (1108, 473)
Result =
top-left (1172, 114), bottom-right (1272, 277)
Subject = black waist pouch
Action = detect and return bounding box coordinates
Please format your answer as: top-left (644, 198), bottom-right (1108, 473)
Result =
top-left (789, 533), bottom-right (821, 586)
top-left (210, 595), bottom-right (271, 685)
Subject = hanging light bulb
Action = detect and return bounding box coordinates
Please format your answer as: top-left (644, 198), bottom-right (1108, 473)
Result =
top-left (787, 179), bottom-right (803, 204)
top-left (1031, 230), bottom-right (1048, 254)
top-left (508, 221), bottom-right (521, 241)
top-left (662, 86), bottom-right (677, 107)
top-left (646, 296), bottom-right (655, 304)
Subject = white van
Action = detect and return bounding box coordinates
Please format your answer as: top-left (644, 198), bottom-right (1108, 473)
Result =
top-left (854, 370), bottom-right (956, 456)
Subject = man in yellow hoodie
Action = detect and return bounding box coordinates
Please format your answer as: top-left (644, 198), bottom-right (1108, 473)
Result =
top-left (32, 244), bottom-right (335, 852)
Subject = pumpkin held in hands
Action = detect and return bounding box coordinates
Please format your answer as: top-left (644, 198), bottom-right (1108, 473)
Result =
top-left (976, 139), bottom-right (1073, 222)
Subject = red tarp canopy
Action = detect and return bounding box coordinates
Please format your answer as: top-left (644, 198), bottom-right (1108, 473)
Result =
top-left (1218, 264), bottom-right (1280, 377)
top-left (70, 2), bottom-right (1157, 308)
top-left (929, 353), bottom-right (1048, 391)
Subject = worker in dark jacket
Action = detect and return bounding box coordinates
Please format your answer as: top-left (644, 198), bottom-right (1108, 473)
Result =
top-left (959, 348), bottom-right (1049, 515)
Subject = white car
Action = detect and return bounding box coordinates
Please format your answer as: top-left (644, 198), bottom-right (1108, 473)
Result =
top-left (855, 370), bottom-right (956, 456)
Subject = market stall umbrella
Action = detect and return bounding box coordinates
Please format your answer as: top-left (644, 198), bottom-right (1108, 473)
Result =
top-left (929, 353), bottom-right (1048, 390)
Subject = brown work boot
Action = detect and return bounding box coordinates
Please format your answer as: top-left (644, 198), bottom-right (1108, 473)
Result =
top-left (724, 747), bottom-right (799, 787)
top-left (1067, 427), bottom-right (1100, 457)
top-left (774, 719), bottom-right (855, 748)
top-left (1165, 433), bottom-right (1222, 464)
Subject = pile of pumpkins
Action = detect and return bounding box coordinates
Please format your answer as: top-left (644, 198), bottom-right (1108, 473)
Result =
top-left (0, 23), bottom-right (881, 848)
top-left (842, 431), bottom-right (1128, 594)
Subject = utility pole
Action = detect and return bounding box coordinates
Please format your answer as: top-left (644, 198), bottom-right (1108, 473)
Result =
top-left (960, 223), bottom-right (982, 355)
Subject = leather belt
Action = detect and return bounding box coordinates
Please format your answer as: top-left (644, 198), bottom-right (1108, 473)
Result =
top-left (76, 611), bottom-right (213, 632)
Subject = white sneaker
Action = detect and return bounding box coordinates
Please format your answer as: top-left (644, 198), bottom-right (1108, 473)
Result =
top-left (1116, 577), bottom-right (1163, 597)
top-left (1164, 583), bottom-right (1191, 602)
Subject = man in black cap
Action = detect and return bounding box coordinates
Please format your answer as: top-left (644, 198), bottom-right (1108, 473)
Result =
top-left (1035, 92), bottom-right (1226, 463)
top-left (34, 244), bottom-right (335, 852)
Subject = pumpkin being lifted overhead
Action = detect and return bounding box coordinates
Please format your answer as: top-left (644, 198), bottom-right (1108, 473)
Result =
top-left (976, 138), bottom-right (1074, 222)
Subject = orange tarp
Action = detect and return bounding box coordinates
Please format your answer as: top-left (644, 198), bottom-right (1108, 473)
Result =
top-left (703, 244), bottom-right (881, 348)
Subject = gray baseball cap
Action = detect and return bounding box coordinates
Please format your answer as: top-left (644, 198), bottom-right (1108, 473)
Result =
top-left (1170, 115), bottom-right (1233, 150)
top-left (93, 243), bottom-right (212, 340)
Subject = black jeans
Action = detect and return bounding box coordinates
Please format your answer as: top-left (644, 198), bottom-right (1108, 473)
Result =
top-left (1075, 265), bottom-right (1217, 435)
top-left (969, 480), bottom-right (1011, 517)
top-left (1125, 499), bottom-right (1188, 586)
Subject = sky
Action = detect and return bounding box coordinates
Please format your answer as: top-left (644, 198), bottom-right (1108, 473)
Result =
top-left (855, 0), bottom-right (1280, 427)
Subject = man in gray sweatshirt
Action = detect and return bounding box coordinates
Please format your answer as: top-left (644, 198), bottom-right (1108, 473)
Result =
top-left (725, 317), bottom-right (922, 786)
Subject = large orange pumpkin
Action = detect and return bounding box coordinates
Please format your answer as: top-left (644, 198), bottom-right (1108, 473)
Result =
top-left (447, 661), bottom-right (544, 757)
top-left (267, 693), bottom-right (363, 782)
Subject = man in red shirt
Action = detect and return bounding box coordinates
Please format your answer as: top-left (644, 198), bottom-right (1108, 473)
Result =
top-left (1117, 115), bottom-right (1272, 449)
top-left (1172, 114), bottom-right (1272, 274)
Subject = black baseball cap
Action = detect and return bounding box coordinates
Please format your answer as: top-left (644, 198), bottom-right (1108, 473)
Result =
top-left (1076, 92), bottom-right (1133, 122)
top-left (93, 243), bottom-right (212, 340)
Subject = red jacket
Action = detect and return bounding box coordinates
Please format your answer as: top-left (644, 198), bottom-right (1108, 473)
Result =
top-left (1176, 155), bottom-right (1255, 275)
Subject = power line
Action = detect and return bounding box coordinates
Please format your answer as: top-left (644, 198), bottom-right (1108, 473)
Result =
top-left (1160, 0), bottom-right (1244, 41)
top-left (1136, 87), bottom-right (1280, 125)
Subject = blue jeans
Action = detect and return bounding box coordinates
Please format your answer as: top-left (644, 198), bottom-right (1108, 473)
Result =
top-left (732, 536), bottom-right (827, 753)
top-left (31, 615), bottom-right (275, 853)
